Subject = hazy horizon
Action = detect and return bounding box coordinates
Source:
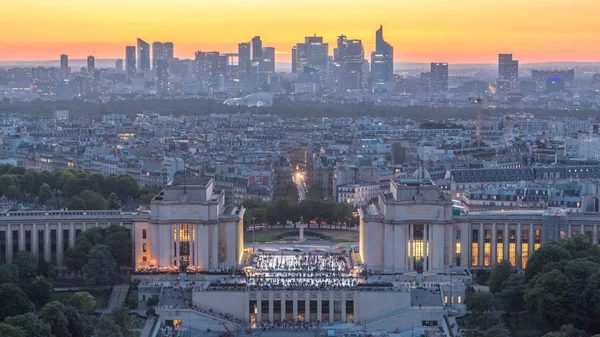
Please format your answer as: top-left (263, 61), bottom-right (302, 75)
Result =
top-left (2, 0), bottom-right (600, 64)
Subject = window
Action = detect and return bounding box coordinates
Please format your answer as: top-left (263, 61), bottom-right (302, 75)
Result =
top-left (143, 243), bottom-right (147, 253)
top-left (142, 229), bottom-right (147, 240)
top-left (521, 244), bottom-right (529, 268)
top-left (142, 256), bottom-right (147, 262)
top-left (496, 243), bottom-right (504, 263)
top-left (471, 243), bottom-right (479, 266)
top-left (484, 243), bottom-right (491, 267)
top-left (455, 242), bottom-right (461, 254)
top-left (509, 243), bottom-right (516, 266)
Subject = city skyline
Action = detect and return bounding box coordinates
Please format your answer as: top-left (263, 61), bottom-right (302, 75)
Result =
top-left (1, 0), bottom-right (600, 63)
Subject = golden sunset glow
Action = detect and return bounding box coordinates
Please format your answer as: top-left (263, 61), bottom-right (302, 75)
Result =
top-left (1, 0), bottom-right (599, 63)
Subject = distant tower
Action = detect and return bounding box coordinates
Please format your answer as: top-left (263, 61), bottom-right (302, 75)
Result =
top-left (60, 54), bottom-right (69, 79)
top-left (115, 59), bottom-right (123, 72)
top-left (137, 38), bottom-right (150, 71)
top-left (125, 46), bottom-right (136, 78)
top-left (370, 25), bottom-right (394, 90)
top-left (87, 56), bottom-right (95, 73)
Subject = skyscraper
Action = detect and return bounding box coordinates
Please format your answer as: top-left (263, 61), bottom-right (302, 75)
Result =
top-left (251, 36), bottom-right (263, 80)
top-left (498, 54), bottom-right (519, 93)
top-left (164, 42), bottom-right (174, 60)
top-left (294, 36), bottom-right (328, 75)
top-left (152, 42), bottom-right (165, 70)
top-left (370, 25), bottom-right (394, 90)
top-left (125, 46), bottom-right (136, 78)
top-left (87, 56), bottom-right (95, 73)
top-left (430, 62), bottom-right (449, 92)
top-left (238, 43), bottom-right (251, 83)
top-left (60, 54), bottom-right (69, 79)
top-left (291, 46), bottom-right (297, 73)
top-left (342, 39), bottom-right (364, 90)
top-left (262, 47), bottom-right (275, 74)
top-left (153, 42), bottom-right (174, 70)
top-left (156, 59), bottom-right (170, 92)
top-left (137, 38), bottom-right (150, 71)
top-left (115, 59), bottom-right (123, 72)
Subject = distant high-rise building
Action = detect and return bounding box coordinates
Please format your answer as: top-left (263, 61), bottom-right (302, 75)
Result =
top-left (152, 41), bottom-right (174, 70)
top-left (291, 46), bottom-right (297, 73)
top-left (262, 47), bottom-right (275, 74)
top-left (334, 35), bottom-right (347, 62)
top-left (137, 38), bottom-right (150, 71)
top-left (115, 59), bottom-right (123, 72)
top-left (371, 25), bottom-right (394, 90)
top-left (430, 62), bottom-right (449, 92)
top-left (156, 59), bottom-right (170, 92)
top-left (498, 54), bottom-right (518, 93)
top-left (251, 36), bottom-right (263, 63)
top-left (195, 51), bottom-right (210, 83)
top-left (238, 42), bottom-right (251, 82)
top-left (60, 54), bottom-right (69, 79)
top-left (125, 46), bottom-right (136, 78)
top-left (164, 42), bottom-right (174, 60)
top-left (87, 56), bottom-right (95, 73)
top-left (294, 35), bottom-right (328, 77)
top-left (342, 39), bottom-right (364, 90)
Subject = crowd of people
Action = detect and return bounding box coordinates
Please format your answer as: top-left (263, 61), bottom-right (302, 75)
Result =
top-left (252, 252), bottom-right (352, 273)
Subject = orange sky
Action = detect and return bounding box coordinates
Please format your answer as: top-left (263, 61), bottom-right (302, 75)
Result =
top-left (1, 0), bottom-right (599, 63)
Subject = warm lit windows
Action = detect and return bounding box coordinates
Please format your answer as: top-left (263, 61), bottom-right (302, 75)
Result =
top-left (521, 244), bottom-right (529, 268)
top-left (471, 243), bottom-right (479, 266)
top-left (484, 243), bottom-right (491, 267)
top-left (496, 243), bottom-right (504, 262)
top-left (509, 243), bottom-right (516, 266)
top-left (455, 242), bottom-right (461, 254)
top-left (142, 243), bottom-right (147, 253)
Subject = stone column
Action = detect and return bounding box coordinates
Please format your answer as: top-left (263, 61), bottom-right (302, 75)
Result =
top-left (478, 223), bottom-right (484, 267)
top-left (491, 223), bottom-right (497, 265)
top-left (341, 293), bottom-right (347, 322)
top-left (268, 293), bottom-right (274, 322)
top-left (516, 223), bottom-right (522, 268)
top-left (57, 223), bottom-right (63, 267)
top-left (568, 222), bottom-right (572, 237)
top-left (18, 223), bottom-right (25, 251)
top-left (395, 224), bottom-right (406, 272)
top-left (32, 223), bottom-right (38, 258)
top-left (6, 224), bottom-right (12, 263)
top-left (44, 223), bottom-right (50, 262)
top-left (210, 224), bottom-right (218, 269)
top-left (317, 293), bottom-right (323, 322)
top-left (281, 297), bottom-right (286, 322)
top-left (304, 293), bottom-right (310, 322)
top-left (256, 293), bottom-right (262, 323)
top-left (581, 224), bottom-right (585, 237)
top-left (69, 223), bottom-right (75, 249)
top-left (529, 223), bottom-right (534, 258)
top-left (175, 224), bottom-right (180, 265)
top-left (408, 224), bottom-right (414, 271)
top-left (384, 224), bottom-right (394, 273)
top-left (292, 292), bottom-right (298, 321)
top-left (504, 223), bottom-right (509, 263)
top-left (329, 293), bottom-right (334, 323)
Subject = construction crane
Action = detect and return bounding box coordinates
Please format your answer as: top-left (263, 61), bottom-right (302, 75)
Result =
top-left (219, 322), bottom-right (233, 337)
top-left (468, 97), bottom-right (483, 146)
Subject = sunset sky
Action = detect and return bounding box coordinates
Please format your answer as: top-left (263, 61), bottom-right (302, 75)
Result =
top-left (1, 0), bottom-right (599, 63)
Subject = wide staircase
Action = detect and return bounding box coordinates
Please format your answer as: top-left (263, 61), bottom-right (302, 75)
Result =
top-left (365, 306), bottom-right (412, 326)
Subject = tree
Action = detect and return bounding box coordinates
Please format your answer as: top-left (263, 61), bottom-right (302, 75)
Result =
top-left (110, 306), bottom-right (130, 329)
top-left (65, 248), bottom-right (86, 275)
top-left (78, 190), bottom-right (107, 210)
top-left (104, 225), bottom-right (132, 266)
top-left (63, 178), bottom-right (85, 198)
top-left (0, 174), bottom-right (17, 195)
top-left (56, 171), bottom-right (75, 190)
top-left (497, 273), bottom-right (525, 317)
top-left (69, 291), bottom-right (96, 314)
top-left (25, 276), bottom-right (53, 307)
top-left (82, 245), bottom-right (118, 286)
top-left (489, 259), bottom-right (513, 294)
top-left (5, 185), bottom-right (21, 200)
top-left (525, 269), bottom-right (572, 330)
top-left (307, 184), bottom-right (322, 200)
top-left (96, 315), bottom-right (125, 337)
top-left (4, 313), bottom-right (53, 337)
top-left (38, 183), bottom-right (54, 204)
top-left (483, 326), bottom-right (510, 337)
top-left (67, 197), bottom-right (86, 210)
top-left (64, 305), bottom-right (93, 337)
top-left (525, 243), bottom-right (572, 282)
top-left (13, 251), bottom-right (37, 278)
top-left (116, 175), bottom-right (139, 201)
top-left (39, 301), bottom-right (71, 337)
top-left (0, 264), bottom-right (19, 284)
top-left (0, 284), bottom-right (32, 320)
top-left (0, 324), bottom-right (26, 337)
top-left (147, 294), bottom-right (160, 307)
top-left (108, 192), bottom-right (121, 210)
